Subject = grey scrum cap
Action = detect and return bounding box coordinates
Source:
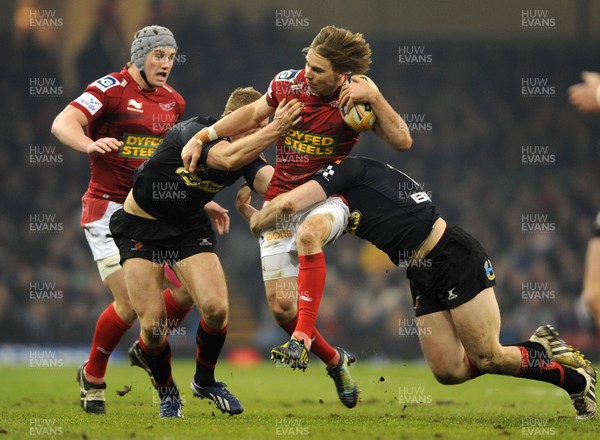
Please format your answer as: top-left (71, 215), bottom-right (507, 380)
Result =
top-left (130, 25), bottom-right (177, 71)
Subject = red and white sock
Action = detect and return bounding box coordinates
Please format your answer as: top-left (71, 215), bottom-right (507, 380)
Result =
top-left (294, 252), bottom-right (326, 346)
top-left (85, 303), bottom-right (132, 382)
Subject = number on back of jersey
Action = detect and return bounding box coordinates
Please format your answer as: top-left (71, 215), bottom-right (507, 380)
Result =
top-left (411, 192), bottom-right (431, 204)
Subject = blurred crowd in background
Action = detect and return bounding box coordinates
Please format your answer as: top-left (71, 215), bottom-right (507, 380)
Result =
top-left (2, 0), bottom-right (600, 361)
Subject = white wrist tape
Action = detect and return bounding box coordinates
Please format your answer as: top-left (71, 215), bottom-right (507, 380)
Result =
top-left (207, 125), bottom-right (218, 142)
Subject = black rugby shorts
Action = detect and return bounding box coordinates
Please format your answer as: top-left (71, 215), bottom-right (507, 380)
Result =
top-left (109, 209), bottom-right (216, 266)
top-left (406, 226), bottom-right (497, 317)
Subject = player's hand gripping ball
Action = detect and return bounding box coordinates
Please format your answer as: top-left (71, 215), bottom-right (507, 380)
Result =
top-left (340, 75), bottom-right (379, 132)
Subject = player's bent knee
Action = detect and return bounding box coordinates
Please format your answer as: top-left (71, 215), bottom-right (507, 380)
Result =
top-left (296, 221), bottom-right (329, 252)
top-left (272, 308), bottom-right (296, 324)
top-left (296, 227), bottom-right (321, 247)
top-left (141, 324), bottom-right (166, 348)
top-left (113, 300), bottom-right (137, 323)
top-left (200, 302), bottom-right (228, 327)
top-left (269, 298), bottom-right (296, 323)
top-left (428, 356), bottom-right (473, 384)
top-left (431, 369), bottom-right (469, 385)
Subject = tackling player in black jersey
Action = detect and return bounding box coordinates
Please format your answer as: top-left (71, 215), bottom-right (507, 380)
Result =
top-left (245, 156), bottom-right (597, 420)
top-left (109, 87), bottom-right (301, 418)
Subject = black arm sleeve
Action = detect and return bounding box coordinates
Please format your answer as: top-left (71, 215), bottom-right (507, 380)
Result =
top-left (241, 155), bottom-right (269, 193)
top-left (311, 157), bottom-right (366, 196)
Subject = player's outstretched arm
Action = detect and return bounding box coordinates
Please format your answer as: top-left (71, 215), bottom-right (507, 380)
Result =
top-left (182, 95), bottom-right (278, 172)
top-left (206, 98), bottom-right (302, 171)
top-left (249, 181), bottom-right (327, 237)
top-left (339, 76), bottom-right (412, 151)
top-left (51, 105), bottom-right (122, 155)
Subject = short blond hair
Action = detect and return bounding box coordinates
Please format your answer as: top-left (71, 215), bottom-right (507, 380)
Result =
top-left (303, 25), bottom-right (372, 74)
top-left (222, 87), bottom-right (262, 118)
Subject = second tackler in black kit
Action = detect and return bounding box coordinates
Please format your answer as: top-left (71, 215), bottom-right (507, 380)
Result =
top-left (133, 116), bottom-right (268, 223)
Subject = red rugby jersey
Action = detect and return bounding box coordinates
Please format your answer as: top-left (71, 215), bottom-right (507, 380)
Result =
top-left (264, 69), bottom-right (359, 201)
top-left (70, 67), bottom-right (185, 203)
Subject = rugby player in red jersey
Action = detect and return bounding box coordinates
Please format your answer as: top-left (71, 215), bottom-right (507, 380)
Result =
top-left (51, 25), bottom-right (203, 414)
top-left (182, 25), bottom-right (412, 408)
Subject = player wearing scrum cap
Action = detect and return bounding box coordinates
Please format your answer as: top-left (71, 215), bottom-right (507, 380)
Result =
top-left (51, 25), bottom-right (201, 414)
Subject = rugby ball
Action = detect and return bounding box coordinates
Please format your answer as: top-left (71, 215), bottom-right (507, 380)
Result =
top-left (340, 75), bottom-right (378, 132)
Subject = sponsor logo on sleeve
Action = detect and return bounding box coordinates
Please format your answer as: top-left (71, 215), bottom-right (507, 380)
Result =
top-left (276, 70), bottom-right (300, 80)
top-left (74, 92), bottom-right (103, 115)
top-left (92, 75), bottom-right (119, 92)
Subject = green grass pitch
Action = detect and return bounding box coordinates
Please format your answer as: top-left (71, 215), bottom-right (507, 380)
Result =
top-left (1, 360), bottom-right (599, 439)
